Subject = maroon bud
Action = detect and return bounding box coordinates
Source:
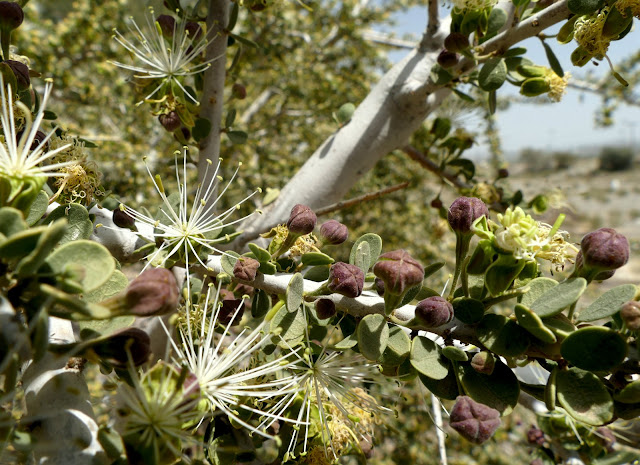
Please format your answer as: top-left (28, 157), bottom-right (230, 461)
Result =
top-left (595, 426), bottom-right (616, 453)
top-left (444, 32), bottom-right (470, 52)
top-left (470, 351), bottom-right (495, 375)
top-left (620, 301), bottom-right (640, 331)
top-left (17, 129), bottom-right (49, 151)
top-left (526, 425), bottom-right (545, 446)
top-left (156, 14), bottom-right (176, 38)
top-left (327, 262), bottom-right (364, 298)
top-left (233, 257), bottom-right (260, 281)
top-left (374, 277), bottom-right (385, 296)
top-left (497, 168), bottom-right (509, 179)
top-left (219, 298), bottom-right (245, 326)
top-left (415, 296), bottom-right (454, 327)
top-left (183, 371), bottom-right (200, 399)
top-left (158, 111), bottom-right (181, 132)
top-left (4, 60), bottom-right (29, 90)
top-left (449, 396), bottom-right (501, 444)
top-left (286, 204), bottom-right (317, 235)
top-left (319, 220), bottom-right (348, 245)
top-left (437, 49), bottom-right (459, 69)
top-left (93, 328), bottom-right (151, 368)
top-left (0, 1), bottom-right (24, 31)
top-left (185, 21), bottom-right (203, 40)
top-left (430, 197), bottom-right (443, 209)
top-left (530, 460), bottom-right (544, 465)
top-left (113, 207), bottom-right (136, 230)
top-left (447, 197), bottom-right (489, 235)
top-left (123, 268), bottom-right (179, 317)
top-left (315, 298), bottom-right (336, 319)
top-left (231, 83), bottom-right (247, 100)
top-left (373, 249), bottom-right (424, 296)
top-left (581, 228), bottom-right (629, 272)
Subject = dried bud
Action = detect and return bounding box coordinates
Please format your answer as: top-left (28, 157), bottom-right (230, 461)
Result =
top-left (232, 83), bottom-right (247, 100)
top-left (233, 257), bottom-right (260, 281)
top-left (93, 328), bottom-right (151, 368)
top-left (620, 301), bottom-right (640, 331)
top-left (219, 298), bottom-right (245, 326)
top-left (581, 228), bottom-right (630, 272)
top-left (320, 219), bottom-right (349, 245)
top-left (437, 49), bottom-right (459, 69)
top-left (158, 111), bottom-right (181, 132)
top-left (415, 296), bottom-right (453, 327)
top-left (327, 262), bottom-right (364, 298)
top-left (123, 268), bottom-right (179, 316)
top-left (4, 60), bottom-right (29, 90)
top-left (113, 207), bottom-right (136, 230)
top-left (526, 426), bottom-right (545, 446)
top-left (448, 197), bottom-right (489, 235)
top-left (185, 21), bottom-right (203, 40)
top-left (156, 14), bottom-right (176, 38)
top-left (373, 249), bottom-right (424, 296)
top-left (0, 1), bottom-right (24, 31)
top-left (286, 204), bottom-right (317, 235)
top-left (315, 298), bottom-right (336, 319)
top-left (595, 427), bottom-right (616, 453)
top-left (449, 396), bottom-right (501, 444)
top-left (470, 351), bottom-right (495, 375)
top-left (444, 32), bottom-right (470, 52)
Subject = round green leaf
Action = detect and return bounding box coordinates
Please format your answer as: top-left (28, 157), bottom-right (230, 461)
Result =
top-left (300, 252), bottom-right (334, 266)
top-left (556, 367), bottom-right (613, 425)
top-left (0, 207), bottom-right (27, 237)
top-left (16, 218), bottom-right (68, 277)
top-left (519, 277), bottom-right (557, 308)
top-left (442, 345), bottom-right (468, 362)
top-left (220, 251), bottom-right (240, 275)
top-left (478, 58), bottom-right (507, 92)
top-left (568, 0), bottom-right (604, 15)
top-left (614, 380), bottom-right (640, 404)
top-left (84, 270), bottom-right (129, 303)
top-left (515, 304), bottom-right (556, 344)
top-left (561, 327), bottom-right (627, 372)
top-left (251, 289), bottom-right (271, 319)
top-left (45, 203), bottom-right (93, 244)
top-left (286, 273), bottom-right (304, 313)
top-left (577, 284), bottom-right (637, 322)
top-left (25, 190), bottom-right (49, 226)
top-left (357, 314), bottom-right (389, 361)
top-left (303, 265), bottom-right (330, 282)
top-left (270, 305), bottom-right (306, 347)
top-left (477, 313), bottom-right (530, 357)
top-left (349, 233), bottom-right (382, 272)
top-left (543, 313), bottom-right (576, 339)
top-left (409, 336), bottom-right (448, 380)
top-left (46, 240), bottom-right (115, 293)
top-left (459, 360), bottom-right (520, 415)
top-left (453, 297), bottom-right (485, 324)
top-left (418, 368), bottom-right (459, 400)
top-left (530, 278), bottom-right (586, 318)
top-left (379, 325), bottom-right (411, 366)
top-left (248, 243), bottom-right (271, 263)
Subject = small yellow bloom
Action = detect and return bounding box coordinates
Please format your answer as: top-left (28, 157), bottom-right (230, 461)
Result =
top-left (545, 70), bottom-right (571, 102)
top-left (615, 0), bottom-right (640, 18)
top-left (574, 8), bottom-right (611, 58)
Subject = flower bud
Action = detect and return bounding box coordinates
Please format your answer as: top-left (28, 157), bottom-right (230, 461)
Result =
top-left (113, 207), bottom-right (136, 230)
top-left (233, 257), bottom-right (260, 281)
top-left (595, 426), bottom-right (615, 453)
top-left (121, 268), bottom-right (179, 317)
top-left (219, 298), bottom-right (245, 326)
top-left (447, 197), bottom-right (489, 235)
top-left (374, 277), bottom-right (385, 296)
top-left (320, 219), bottom-right (348, 245)
top-left (158, 111), bottom-right (181, 132)
top-left (430, 197), bottom-right (443, 209)
top-left (17, 129), bottom-right (48, 151)
top-left (449, 396), bottom-right (501, 444)
top-left (437, 50), bottom-right (459, 69)
top-left (286, 204), bottom-right (317, 235)
top-left (156, 14), bottom-right (176, 38)
top-left (526, 426), bottom-right (545, 446)
top-left (444, 32), bottom-right (469, 52)
top-left (581, 228), bottom-right (629, 271)
top-left (93, 328), bottom-right (151, 368)
top-left (315, 298), bottom-right (336, 319)
top-left (415, 296), bottom-right (453, 327)
top-left (327, 262), bottom-right (364, 298)
top-left (185, 21), bottom-right (203, 41)
top-left (4, 60), bottom-right (29, 90)
top-left (497, 168), bottom-right (509, 179)
top-left (470, 351), bottom-right (495, 375)
top-left (0, 2), bottom-right (24, 31)
top-left (231, 83), bottom-right (247, 100)
top-left (620, 301), bottom-right (640, 331)
top-left (373, 249), bottom-right (424, 296)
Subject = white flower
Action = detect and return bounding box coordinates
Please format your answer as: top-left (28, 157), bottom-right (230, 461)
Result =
top-left (111, 8), bottom-right (218, 103)
top-left (0, 76), bottom-right (72, 180)
top-left (165, 283), bottom-right (301, 439)
top-left (119, 148), bottom-right (260, 271)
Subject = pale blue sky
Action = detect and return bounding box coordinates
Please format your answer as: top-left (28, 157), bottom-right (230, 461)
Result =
top-left (383, 7), bottom-right (640, 157)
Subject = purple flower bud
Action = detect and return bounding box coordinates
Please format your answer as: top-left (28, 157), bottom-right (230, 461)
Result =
top-left (328, 262), bottom-right (364, 298)
top-left (113, 207), bottom-right (136, 230)
top-left (17, 129), bottom-right (48, 151)
top-left (232, 83), bottom-right (247, 100)
top-left (581, 228), bottom-right (629, 271)
top-left (437, 49), bottom-right (459, 69)
top-left (315, 298), bottom-right (336, 319)
top-left (4, 60), bottom-right (29, 90)
top-left (158, 111), bottom-right (181, 132)
top-left (449, 396), bottom-right (501, 444)
top-left (497, 168), bottom-right (509, 179)
top-left (620, 301), bottom-right (640, 331)
top-left (219, 298), bottom-right (245, 326)
top-left (286, 204), bottom-right (317, 235)
top-left (156, 14), bottom-right (176, 38)
top-left (373, 249), bottom-right (424, 296)
top-left (415, 296), bottom-right (453, 327)
top-left (448, 197), bottom-right (489, 235)
top-left (595, 426), bottom-right (616, 453)
top-left (185, 21), bottom-right (202, 40)
top-left (470, 351), bottom-right (495, 375)
top-left (124, 268), bottom-right (179, 316)
top-left (444, 32), bottom-right (470, 52)
top-left (320, 219), bottom-right (348, 245)
top-left (233, 257), bottom-right (260, 281)
top-left (374, 277), bottom-right (385, 296)
top-left (0, 2), bottom-right (24, 31)
top-left (526, 426), bottom-right (545, 446)
top-left (93, 328), bottom-right (151, 368)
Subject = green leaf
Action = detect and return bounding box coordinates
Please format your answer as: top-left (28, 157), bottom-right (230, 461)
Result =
top-left (226, 130), bottom-right (248, 145)
top-left (44, 203), bottom-right (93, 244)
top-left (561, 327), bottom-right (627, 372)
top-left (229, 33), bottom-right (260, 49)
top-left (418, 367), bottom-right (459, 400)
top-left (429, 64), bottom-right (453, 85)
top-left (0, 225), bottom-right (50, 259)
top-left (519, 277), bottom-right (557, 307)
top-left (530, 277), bottom-right (586, 317)
top-left (248, 243), bottom-right (271, 263)
top-left (567, 0), bottom-right (604, 15)
top-left (379, 325), bottom-right (411, 366)
top-left (557, 16), bottom-right (579, 44)
top-left (478, 58), bottom-right (507, 92)
top-left (84, 270), bottom-right (129, 303)
top-left (303, 265), bottom-right (330, 282)
top-left (614, 379), bottom-right (640, 404)
top-left (220, 251), bottom-right (240, 275)
top-left (448, 158), bottom-right (475, 180)
top-left (357, 314), bottom-right (389, 361)
top-left (193, 118), bottom-right (212, 142)
top-left (409, 336), bottom-right (448, 380)
top-left (16, 219), bottom-right (68, 277)
top-left (25, 190), bottom-right (49, 226)
top-left (251, 289), bottom-right (271, 319)
top-left (333, 333), bottom-right (358, 350)
top-left (503, 47), bottom-right (527, 57)
top-left (556, 367), bottom-right (613, 425)
top-left (452, 297), bottom-right (485, 324)
top-left (46, 240), bottom-right (115, 293)
top-left (477, 313), bottom-right (530, 357)
top-left (0, 207), bottom-right (27, 237)
top-left (300, 252), bottom-right (334, 266)
top-left (270, 305), bottom-right (306, 347)
top-left (514, 304), bottom-right (557, 344)
top-left (484, 255), bottom-right (526, 296)
top-left (225, 109), bottom-right (236, 128)
top-left (459, 360), bottom-right (520, 414)
top-left (577, 284), bottom-right (637, 322)
top-left (485, 8), bottom-right (507, 39)
top-left (349, 233), bottom-right (382, 272)
top-left (442, 346), bottom-right (468, 362)
top-left (542, 42), bottom-right (564, 77)
top-left (452, 88), bottom-right (475, 103)
top-left (285, 273), bottom-right (304, 313)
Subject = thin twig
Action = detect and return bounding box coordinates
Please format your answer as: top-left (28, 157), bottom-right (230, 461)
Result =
top-left (432, 394), bottom-right (449, 465)
top-left (420, 0), bottom-right (440, 51)
top-left (314, 182), bottom-right (410, 216)
top-left (402, 145), bottom-right (471, 189)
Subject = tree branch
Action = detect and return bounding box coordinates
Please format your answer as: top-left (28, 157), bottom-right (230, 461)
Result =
top-left (402, 145), bottom-right (471, 189)
top-left (420, 0), bottom-right (440, 51)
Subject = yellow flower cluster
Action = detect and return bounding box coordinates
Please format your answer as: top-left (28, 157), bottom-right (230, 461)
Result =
top-left (546, 71), bottom-right (571, 102)
top-left (272, 224), bottom-right (320, 257)
top-left (615, 0), bottom-right (640, 18)
top-left (574, 8), bottom-right (611, 57)
top-left (452, 0), bottom-right (498, 11)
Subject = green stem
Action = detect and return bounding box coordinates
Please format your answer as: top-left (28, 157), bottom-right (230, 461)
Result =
top-left (567, 301), bottom-right (578, 321)
top-left (461, 256), bottom-right (470, 298)
top-left (448, 233), bottom-right (471, 300)
top-left (270, 232), bottom-right (299, 260)
top-left (0, 28), bottom-right (10, 61)
top-left (265, 299), bottom-right (285, 321)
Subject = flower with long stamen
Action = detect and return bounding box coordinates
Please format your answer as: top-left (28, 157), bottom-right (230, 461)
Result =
top-left (111, 8), bottom-right (219, 103)
top-left (117, 148), bottom-right (260, 271)
top-left (165, 282), bottom-right (302, 439)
